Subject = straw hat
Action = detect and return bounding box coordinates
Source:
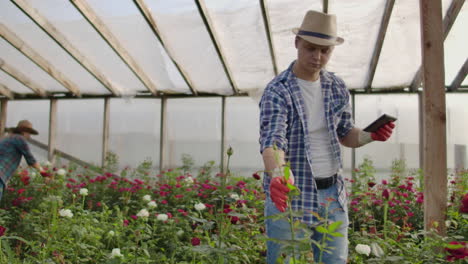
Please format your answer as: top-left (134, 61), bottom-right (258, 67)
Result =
top-left (6, 120), bottom-right (39, 135)
top-left (292, 10), bottom-right (344, 46)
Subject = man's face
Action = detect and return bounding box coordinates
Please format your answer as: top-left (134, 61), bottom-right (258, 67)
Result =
top-left (295, 37), bottom-right (333, 75)
top-left (22, 132), bottom-right (31, 139)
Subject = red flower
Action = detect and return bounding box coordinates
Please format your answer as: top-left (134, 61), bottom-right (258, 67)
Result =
top-left (445, 241), bottom-right (468, 262)
top-left (40, 171), bottom-right (52, 177)
top-left (367, 182), bottom-right (376, 188)
top-left (20, 175), bottom-right (30, 186)
top-left (382, 189), bottom-right (390, 200)
top-left (460, 193), bottom-right (468, 214)
top-left (0, 226), bottom-right (6, 237)
top-left (230, 216), bottom-right (240, 224)
top-left (252, 173), bottom-right (261, 180)
top-left (123, 219), bottom-right (129, 226)
top-left (191, 237), bottom-right (201, 246)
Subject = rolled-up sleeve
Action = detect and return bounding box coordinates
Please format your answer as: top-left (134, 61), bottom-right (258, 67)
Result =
top-left (15, 137), bottom-right (37, 166)
top-left (259, 87), bottom-right (289, 153)
top-left (336, 90), bottom-right (354, 139)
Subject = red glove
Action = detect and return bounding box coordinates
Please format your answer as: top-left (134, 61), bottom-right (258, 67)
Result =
top-left (270, 176), bottom-right (294, 212)
top-left (371, 122), bottom-right (395, 141)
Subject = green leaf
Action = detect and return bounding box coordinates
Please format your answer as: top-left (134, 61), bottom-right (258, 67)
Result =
top-left (370, 242), bottom-right (384, 258)
top-left (445, 243), bottom-right (464, 250)
top-left (316, 226), bottom-right (328, 234)
top-left (330, 232), bottom-right (344, 237)
top-left (328, 221), bottom-right (342, 232)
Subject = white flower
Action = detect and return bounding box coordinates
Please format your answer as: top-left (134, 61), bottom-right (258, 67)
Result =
top-left (229, 193), bottom-right (240, 200)
top-left (108, 230), bottom-right (115, 237)
top-left (157, 214), bottom-right (168, 221)
top-left (137, 209), bottom-right (149, 218)
top-left (142, 195), bottom-right (152, 202)
top-left (194, 203), bottom-right (206, 211)
top-left (79, 188), bottom-right (88, 196)
top-left (44, 161), bottom-right (52, 167)
top-left (59, 209), bottom-right (73, 218)
top-left (355, 244), bottom-right (371, 256)
top-left (30, 172), bottom-right (37, 178)
top-left (57, 168), bottom-right (66, 176)
top-left (184, 177), bottom-right (194, 184)
top-left (176, 230), bottom-right (184, 236)
top-left (147, 201), bottom-right (157, 208)
top-left (110, 248), bottom-right (123, 258)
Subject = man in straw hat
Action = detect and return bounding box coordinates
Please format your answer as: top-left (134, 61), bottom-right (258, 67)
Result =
top-left (259, 10), bottom-right (395, 263)
top-left (0, 120), bottom-right (48, 201)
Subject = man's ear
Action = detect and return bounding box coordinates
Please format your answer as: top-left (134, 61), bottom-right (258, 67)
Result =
top-left (295, 36), bottom-right (300, 49)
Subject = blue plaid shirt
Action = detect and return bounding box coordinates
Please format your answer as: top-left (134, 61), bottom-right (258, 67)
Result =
top-left (0, 135), bottom-right (37, 186)
top-left (259, 62), bottom-right (354, 225)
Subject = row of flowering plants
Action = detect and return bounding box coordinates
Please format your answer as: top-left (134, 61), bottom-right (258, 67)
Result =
top-left (347, 158), bottom-right (468, 263)
top-left (0, 153), bottom-right (466, 263)
top-left (0, 153), bottom-right (266, 263)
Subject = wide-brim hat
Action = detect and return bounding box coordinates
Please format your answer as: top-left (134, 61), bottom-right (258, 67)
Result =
top-left (292, 10), bottom-right (344, 46)
top-left (6, 120), bottom-right (39, 135)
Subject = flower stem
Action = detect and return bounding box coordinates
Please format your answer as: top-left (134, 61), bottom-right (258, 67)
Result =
top-left (287, 198), bottom-right (297, 264)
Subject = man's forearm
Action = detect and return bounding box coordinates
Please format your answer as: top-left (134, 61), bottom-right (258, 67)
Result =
top-left (262, 147), bottom-right (286, 177)
top-left (340, 127), bottom-right (373, 148)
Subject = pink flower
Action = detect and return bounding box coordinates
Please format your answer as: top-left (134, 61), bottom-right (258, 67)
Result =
top-left (382, 189), bottom-right (390, 200)
top-left (407, 212), bottom-right (414, 217)
top-left (0, 226), bottom-right (6, 237)
top-left (445, 241), bottom-right (468, 262)
top-left (123, 219), bottom-right (129, 226)
top-left (416, 196), bottom-right (424, 204)
top-left (191, 237), bottom-right (201, 246)
top-left (230, 216), bottom-right (240, 224)
top-left (161, 200), bottom-right (168, 204)
top-left (389, 209), bottom-right (396, 214)
top-left (131, 215), bottom-right (138, 220)
top-left (175, 194), bottom-right (184, 199)
top-left (252, 173), bottom-right (261, 180)
top-left (460, 193), bottom-right (468, 214)
top-left (382, 180), bottom-right (388, 185)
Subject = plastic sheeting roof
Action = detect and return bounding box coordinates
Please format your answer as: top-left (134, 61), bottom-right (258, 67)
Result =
top-left (0, 0), bottom-right (466, 99)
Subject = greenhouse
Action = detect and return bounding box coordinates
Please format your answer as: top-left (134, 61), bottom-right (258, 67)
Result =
top-left (0, 0), bottom-right (467, 263)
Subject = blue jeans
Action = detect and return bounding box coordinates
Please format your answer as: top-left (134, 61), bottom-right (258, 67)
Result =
top-left (265, 184), bottom-right (348, 264)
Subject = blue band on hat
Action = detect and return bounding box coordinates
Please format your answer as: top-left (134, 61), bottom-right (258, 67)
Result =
top-left (298, 30), bottom-right (335, 40)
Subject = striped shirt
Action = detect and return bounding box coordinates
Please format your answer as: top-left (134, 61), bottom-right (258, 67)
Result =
top-left (259, 62), bottom-right (354, 224)
top-left (0, 135), bottom-right (37, 185)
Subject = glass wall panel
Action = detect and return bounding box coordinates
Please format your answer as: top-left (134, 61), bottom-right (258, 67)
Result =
top-left (56, 99), bottom-right (103, 165)
top-left (226, 97), bottom-right (262, 176)
top-left (444, 5), bottom-right (468, 86)
top-left (165, 98), bottom-right (221, 169)
top-left (109, 98), bottom-right (160, 169)
top-left (354, 94), bottom-right (419, 180)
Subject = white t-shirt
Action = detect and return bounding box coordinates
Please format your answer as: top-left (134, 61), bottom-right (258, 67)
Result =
top-left (297, 78), bottom-right (339, 179)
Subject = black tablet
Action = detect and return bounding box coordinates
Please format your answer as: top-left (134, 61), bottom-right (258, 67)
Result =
top-left (363, 114), bottom-right (397, 133)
